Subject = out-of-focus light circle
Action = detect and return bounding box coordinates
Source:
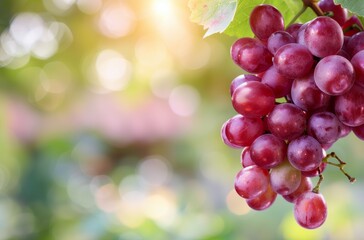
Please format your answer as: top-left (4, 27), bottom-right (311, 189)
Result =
top-left (1, 30), bottom-right (26, 58)
top-left (43, 0), bottom-right (75, 14)
top-left (226, 190), bottom-right (250, 215)
top-left (118, 190), bottom-right (146, 228)
top-left (95, 49), bottom-right (132, 91)
top-left (67, 174), bottom-right (95, 209)
top-left (9, 13), bottom-right (45, 52)
top-left (144, 190), bottom-right (177, 225)
top-left (98, 2), bottom-right (135, 38)
top-left (138, 156), bottom-right (170, 186)
top-left (77, 0), bottom-right (102, 14)
top-left (150, 69), bottom-right (178, 98)
top-left (169, 85), bottom-right (200, 116)
top-left (31, 30), bottom-right (58, 59)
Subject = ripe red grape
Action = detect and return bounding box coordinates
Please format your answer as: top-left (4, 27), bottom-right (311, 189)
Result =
top-left (246, 183), bottom-right (277, 211)
top-left (314, 55), bottom-right (354, 95)
top-left (221, 115), bottom-right (264, 148)
top-left (270, 161), bottom-right (301, 195)
top-left (234, 165), bottom-right (270, 199)
top-left (232, 81), bottom-right (275, 117)
top-left (273, 43), bottom-right (314, 79)
top-left (249, 4), bottom-right (284, 41)
top-left (287, 135), bottom-right (323, 172)
top-left (267, 103), bottom-right (306, 141)
top-left (250, 134), bottom-right (287, 169)
top-left (304, 16), bottom-right (343, 58)
top-left (294, 192), bottom-right (327, 229)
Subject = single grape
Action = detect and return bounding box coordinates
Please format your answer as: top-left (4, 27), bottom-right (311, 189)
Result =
top-left (246, 183), bottom-right (277, 211)
top-left (294, 191), bottom-right (327, 229)
top-left (240, 147), bottom-right (255, 168)
top-left (230, 38), bottom-right (273, 73)
top-left (350, 50), bottom-right (364, 88)
top-left (267, 103), bottom-right (306, 141)
top-left (232, 81), bottom-right (275, 117)
top-left (267, 31), bottom-right (295, 55)
top-left (273, 43), bottom-right (314, 79)
top-left (282, 175), bottom-right (312, 203)
top-left (318, 0), bottom-right (348, 26)
top-left (270, 161), bottom-right (301, 195)
top-left (314, 55), bottom-right (354, 95)
top-left (250, 133), bottom-right (287, 169)
top-left (347, 32), bottom-right (364, 57)
top-left (353, 124), bottom-right (364, 141)
top-left (230, 74), bottom-right (261, 97)
top-left (304, 16), bottom-right (343, 58)
top-left (338, 121), bottom-right (352, 138)
top-left (285, 23), bottom-right (302, 40)
top-left (249, 4), bottom-right (284, 41)
top-left (307, 112), bottom-right (340, 144)
top-left (221, 115), bottom-right (264, 148)
top-left (296, 22), bottom-right (309, 45)
top-left (288, 135), bottom-right (323, 172)
top-left (291, 72), bottom-right (331, 112)
top-left (234, 165), bottom-right (270, 199)
top-left (335, 84), bottom-right (364, 127)
top-left (261, 66), bottom-right (293, 98)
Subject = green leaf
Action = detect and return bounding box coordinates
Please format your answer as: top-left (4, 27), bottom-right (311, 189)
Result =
top-left (335, 0), bottom-right (364, 17)
top-left (224, 0), bottom-right (315, 38)
top-left (188, 0), bottom-right (238, 37)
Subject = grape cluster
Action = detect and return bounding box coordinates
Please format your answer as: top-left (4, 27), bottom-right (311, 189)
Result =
top-left (221, 1), bottom-right (363, 229)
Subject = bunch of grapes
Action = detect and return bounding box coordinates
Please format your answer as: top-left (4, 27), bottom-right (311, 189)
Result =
top-left (221, 0), bottom-right (363, 229)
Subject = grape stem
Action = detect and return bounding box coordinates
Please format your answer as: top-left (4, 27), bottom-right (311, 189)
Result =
top-left (312, 152), bottom-right (355, 194)
top-left (288, 0), bottom-right (324, 27)
top-left (323, 152), bottom-right (356, 183)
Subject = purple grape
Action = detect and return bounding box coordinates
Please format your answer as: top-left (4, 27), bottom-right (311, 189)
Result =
top-left (230, 38), bottom-right (273, 73)
top-left (282, 175), bottom-right (312, 203)
top-left (230, 74), bottom-right (261, 97)
top-left (294, 192), bottom-right (327, 229)
top-left (288, 135), bottom-right (323, 172)
top-left (221, 115), bottom-right (264, 148)
top-left (261, 66), bottom-right (293, 98)
top-left (307, 112), bottom-right (340, 144)
top-left (291, 72), bottom-right (331, 112)
top-left (347, 32), bottom-right (364, 57)
top-left (232, 81), bottom-right (275, 117)
top-left (304, 16), bottom-right (343, 58)
top-left (318, 0), bottom-right (348, 26)
top-left (234, 165), bottom-right (270, 199)
top-left (273, 43), bottom-right (314, 79)
top-left (350, 50), bottom-right (364, 88)
top-left (249, 4), bottom-right (284, 41)
top-left (267, 31), bottom-right (295, 55)
top-left (246, 183), bottom-right (277, 211)
top-left (267, 103), bottom-right (306, 141)
top-left (353, 124), bottom-right (364, 141)
top-left (335, 84), bottom-right (364, 127)
top-left (338, 121), bottom-right (352, 138)
top-left (270, 161), bottom-right (301, 195)
top-left (314, 55), bottom-right (354, 95)
top-left (240, 147), bottom-right (255, 168)
top-left (285, 23), bottom-right (302, 40)
top-left (250, 134), bottom-right (287, 169)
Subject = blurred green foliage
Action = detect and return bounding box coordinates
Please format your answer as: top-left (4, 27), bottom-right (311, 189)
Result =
top-left (0, 1), bottom-right (363, 240)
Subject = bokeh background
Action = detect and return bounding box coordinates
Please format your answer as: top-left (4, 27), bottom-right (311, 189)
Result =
top-left (0, 0), bottom-right (364, 239)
